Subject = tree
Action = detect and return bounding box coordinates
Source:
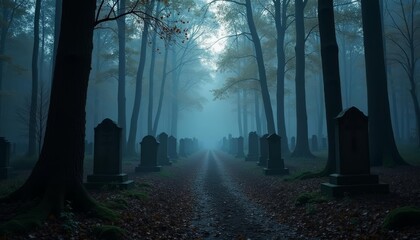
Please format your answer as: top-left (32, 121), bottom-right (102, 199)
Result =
top-left (116, 0), bottom-right (127, 153)
top-left (361, 0), bottom-right (406, 166)
top-left (27, 0), bottom-right (41, 157)
top-left (318, 0), bottom-right (343, 174)
top-left (386, 0), bottom-right (420, 147)
top-left (291, 0), bottom-right (314, 158)
top-left (127, 0), bottom-right (155, 156)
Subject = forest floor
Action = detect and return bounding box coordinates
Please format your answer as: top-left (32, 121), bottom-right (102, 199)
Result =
top-left (0, 148), bottom-right (419, 239)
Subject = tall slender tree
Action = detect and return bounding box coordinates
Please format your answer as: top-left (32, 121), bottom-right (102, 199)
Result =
top-left (291, 0), bottom-right (314, 158)
top-left (361, 0), bottom-right (406, 166)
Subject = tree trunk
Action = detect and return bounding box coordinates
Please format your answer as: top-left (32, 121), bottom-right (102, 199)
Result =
top-left (291, 0), bottom-right (314, 158)
top-left (244, 0), bottom-right (276, 134)
top-left (3, 0), bottom-right (101, 226)
top-left (152, 45), bottom-right (169, 135)
top-left (237, 91), bottom-right (243, 137)
top-left (27, 0), bottom-right (42, 157)
top-left (243, 90), bottom-right (248, 140)
top-left (274, 0), bottom-right (290, 156)
top-left (317, 73), bottom-right (325, 140)
top-left (117, 0), bottom-right (127, 154)
top-left (127, 0), bottom-right (155, 156)
top-left (361, 0), bottom-right (406, 166)
top-left (254, 90), bottom-right (261, 135)
top-left (147, 1), bottom-right (160, 135)
top-left (52, 0), bottom-right (62, 71)
top-left (318, 0), bottom-right (343, 174)
top-left (170, 49), bottom-right (179, 137)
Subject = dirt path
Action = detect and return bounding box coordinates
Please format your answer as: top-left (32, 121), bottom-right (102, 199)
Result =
top-left (190, 150), bottom-right (305, 240)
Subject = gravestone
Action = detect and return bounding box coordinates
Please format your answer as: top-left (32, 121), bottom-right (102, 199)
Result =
top-left (168, 136), bottom-right (178, 161)
top-left (290, 136), bottom-right (296, 151)
top-left (85, 119), bottom-right (133, 189)
top-left (264, 134), bottom-right (289, 175)
top-left (257, 134), bottom-right (269, 166)
top-left (245, 132), bottom-right (259, 161)
top-left (157, 132), bottom-right (172, 166)
top-left (179, 138), bottom-right (187, 158)
top-left (0, 137), bottom-right (11, 180)
top-left (321, 107), bottom-right (389, 197)
top-left (135, 135), bottom-right (161, 172)
top-left (236, 136), bottom-right (245, 158)
top-left (311, 135), bottom-right (318, 152)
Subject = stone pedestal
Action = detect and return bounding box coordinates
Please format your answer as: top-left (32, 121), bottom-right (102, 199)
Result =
top-left (157, 132), bottom-right (172, 166)
top-left (245, 132), bottom-right (259, 161)
top-left (321, 107), bottom-right (389, 197)
top-left (257, 134), bottom-right (269, 166)
top-left (264, 134), bottom-right (289, 175)
top-left (85, 119), bottom-right (133, 189)
top-left (135, 135), bottom-right (161, 172)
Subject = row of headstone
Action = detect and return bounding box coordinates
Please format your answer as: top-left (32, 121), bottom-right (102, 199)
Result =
top-left (85, 119), bottom-right (185, 189)
top-left (0, 137), bottom-right (11, 180)
top-left (179, 137), bottom-right (199, 157)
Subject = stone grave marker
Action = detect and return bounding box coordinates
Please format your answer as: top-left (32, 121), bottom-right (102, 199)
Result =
top-left (245, 132), bottom-right (259, 161)
top-left (157, 132), bottom-right (172, 166)
top-left (136, 135), bottom-right (161, 172)
top-left (321, 107), bottom-right (389, 197)
top-left (168, 136), bottom-right (178, 161)
top-left (264, 134), bottom-right (289, 175)
top-left (0, 137), bottom-right (11, 180)
top-left (258, 134), bottom-right (269, 166)
top-left (179, 138), bottom-right (187, 158)
top-left (85, 119), bottom-right (133, 189)
top-left (236, 136), bottom-right (245, 158)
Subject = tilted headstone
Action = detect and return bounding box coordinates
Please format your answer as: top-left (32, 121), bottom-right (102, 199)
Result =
top-left (168, 136), bottom-right (178, 161)
top-left (136, 135), bottom-right (161, 172)
top-left (0, 137), bottom-right (11, 180)
top-left (157, 132), bottom-right (172, 166)
top-left (321, 107), bottom-right (389, 197)
top-left (311, 135), bottom-right (318, 152)
top-left (258, 134), bottom-right (269, 167)
top-left (85, 119), bottom-right (133, 189)
top-left (236, 136), bottom-right (245, 158)
top-left (245, 132), bottom-right (259, 161)
top-left (264, 134), bottom-right (289, 175)
top-left (290, 136), bottom-right (296, 151)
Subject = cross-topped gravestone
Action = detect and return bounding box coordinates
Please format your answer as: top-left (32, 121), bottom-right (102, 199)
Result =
top-left (157, 132), bottom-right (172, 166)
top-left (258, 134), bottom-right (269, 166)
top-left (136, 135), bottom-right (161, 172)
top-left (85, 119), bottom-right (133, 189)
top-left (264, 134), bottom-right (289, 175)
top-left (245, 132), bottom-right (259, 161)
top-left (321, 107), bottom-right (389, 197)
top-left (236, 136), bottom-right (245, 158)
top-left (0, 137), bottom-right (11, 180)
top-left (168, 136), bottom-right (178, 161)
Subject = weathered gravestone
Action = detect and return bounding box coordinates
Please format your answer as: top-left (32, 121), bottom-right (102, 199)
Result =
top-left (311, 135), bottom-right (318, 152)
top-left (236, 136), bottom-right (245, 158)
top-left (257, 134), bottom-right (269, 166)
top-left (85, 119), bottom-right (133, 189)
top-left (264, 134), bottom-right (289, 175)
top-left (136, 135), bottom-right (161, 172)
top-left (245, 132), bottom-right (259, 161)
top-left (157, 132), bottom-right (172, 166)
top-left (321, 107), bottom-right (389, 197)
top-left (168, 136), bottom-right (178, 161)
top-left (0, 137), bottom-right (11, 180)
top-left (290, 136), bottom-right (296, 151)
